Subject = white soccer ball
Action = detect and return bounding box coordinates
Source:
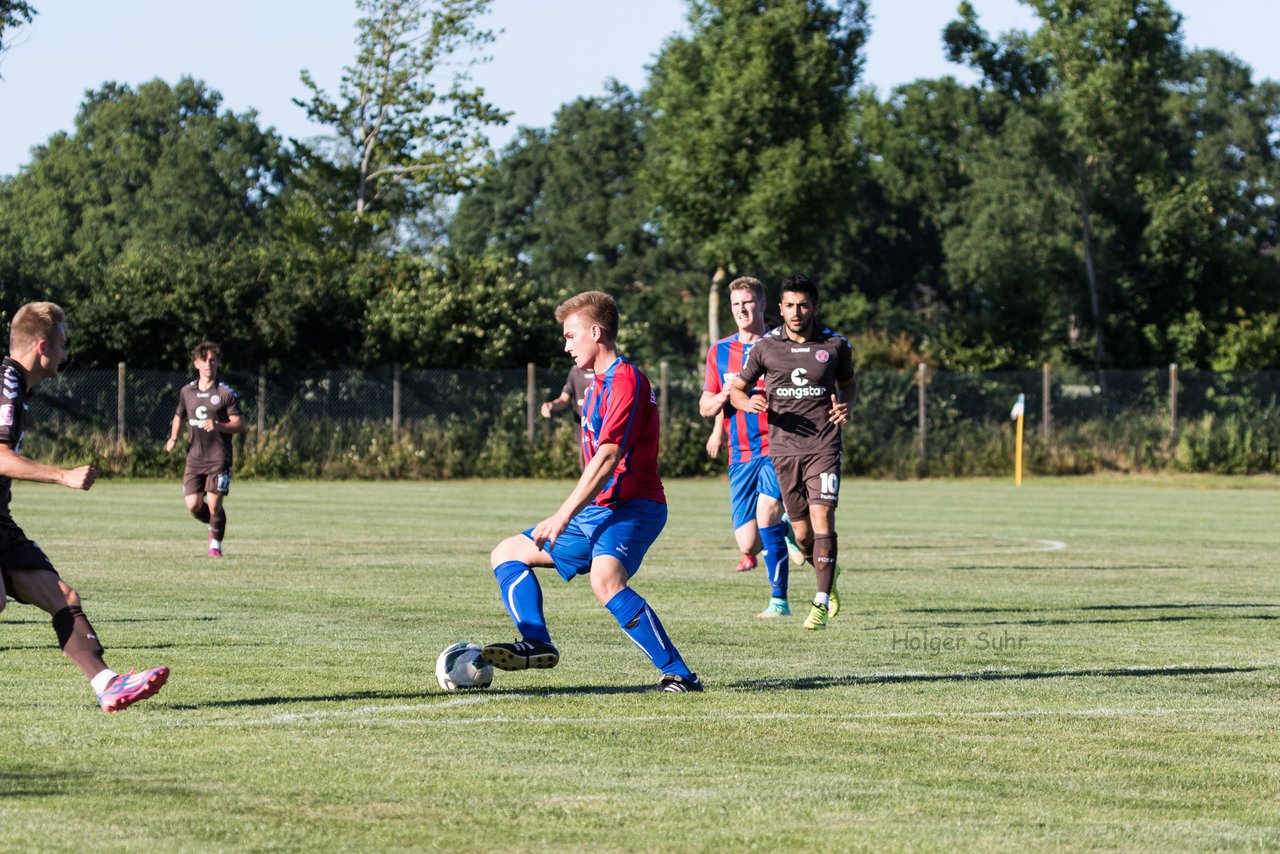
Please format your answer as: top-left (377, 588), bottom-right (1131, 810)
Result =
top-left (435, 641), bottom-right (494, 691)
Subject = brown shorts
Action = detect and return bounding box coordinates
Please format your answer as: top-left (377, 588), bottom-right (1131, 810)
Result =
top-left (184, 467), bottom-right (232, 497)
top-left (0, 518), bottom-right (58, 605)
top-left (772, 451), bottom-right (842, 519)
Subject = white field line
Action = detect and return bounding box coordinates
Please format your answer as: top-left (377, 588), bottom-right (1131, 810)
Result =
top-left (174, 700), bottom-right (1265, 729)
top-left (871, 533), bottom-right (1068, 556)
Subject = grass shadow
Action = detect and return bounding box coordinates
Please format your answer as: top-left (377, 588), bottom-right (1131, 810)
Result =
top-left (731, 664), bottom-right (1259, 692)
top-left (905, 603), bottom-right (1280, 614)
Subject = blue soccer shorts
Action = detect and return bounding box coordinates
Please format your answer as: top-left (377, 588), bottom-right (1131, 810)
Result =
top-left (727, 456), bottom-right (782, 530)
top-left (524, 498), bottom-right (667, 582)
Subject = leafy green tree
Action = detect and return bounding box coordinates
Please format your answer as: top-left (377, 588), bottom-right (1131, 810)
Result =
top-left (946, 0), bottom-right (1184, 368)
top-left (360, 253), bottom-right (559, 368)
top-left (0, 0), bottom-right (34, 73)
top-left (0, 77), bottom-right (286, 283)
top-left (450, 85), bottom-right (705, 366)
top-left (643, 0), bottom-right (868, 342)
top-left (294, 0), bottom-right (507, 252)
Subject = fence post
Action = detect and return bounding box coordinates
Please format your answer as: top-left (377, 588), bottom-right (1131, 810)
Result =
top-left (392, 365), bottom-right (401, 443)
top-left (527, 363), bottom-right (537, 445)
top-left (1169, 362), bottom-right (1179, 441)
top-left (660, 361), bottom-right (670, 433)
top-left (916, 362), bottom-right (927, 477)
top-left (117, 362), bottom-right (126, 448)
top-left (1042, 363), bottom-right (1052, 443)
top-left (256, 364), bottom-right (267, 447)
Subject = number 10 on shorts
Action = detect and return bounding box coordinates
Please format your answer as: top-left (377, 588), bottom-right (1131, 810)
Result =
top-left (820, 472), bottom-right (839, 500)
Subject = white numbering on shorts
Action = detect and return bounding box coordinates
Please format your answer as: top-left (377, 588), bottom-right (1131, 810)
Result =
top-left (820, 472), bottom-right (839, 496)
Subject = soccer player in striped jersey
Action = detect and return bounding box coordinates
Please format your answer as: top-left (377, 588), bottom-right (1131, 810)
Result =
top-left (482, 291), bottom-right (702, 692)
top-left (700, 277), bottom-right (794, 618)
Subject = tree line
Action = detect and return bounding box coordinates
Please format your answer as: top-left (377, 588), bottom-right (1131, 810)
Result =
top-left (1, 0), bottom-right (1276, 373)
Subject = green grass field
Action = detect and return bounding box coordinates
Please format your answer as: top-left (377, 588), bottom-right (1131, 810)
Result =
top-left (3, 476), bottom-right (1279, 851)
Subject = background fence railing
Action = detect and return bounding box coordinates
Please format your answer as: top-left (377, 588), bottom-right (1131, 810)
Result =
top-left (24, 363), bottom-right (1280, 478)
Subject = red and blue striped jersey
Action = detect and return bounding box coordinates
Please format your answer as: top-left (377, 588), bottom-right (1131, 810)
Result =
top-left (582, 356), bottom-right (666, 508)
top-left (703, 334), bottom-right (769, 464)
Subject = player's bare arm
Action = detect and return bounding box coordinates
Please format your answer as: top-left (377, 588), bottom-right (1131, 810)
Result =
top-left (698, 386), bottom-right (732, 418)
top-left (202, 413), bottom-right (246, 434)
top-left (540, 391), bottom-right (571, 418)
top-left (165, 413), bottom-right (182, 451)
top-left (827, 376), bottom-right (858, 425)
top-left (705, 413), bottom-right (724, 458)
top-left (729, 376), bottom-right (767, 414)
top-left (0, 443), bottom-right (98, 490)
top-left (530, 442), bottom-right (622, 549)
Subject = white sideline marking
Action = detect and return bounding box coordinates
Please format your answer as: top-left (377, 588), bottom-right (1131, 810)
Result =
top-left (192, 701), bottom-right (1256, 729)
top-left (181, 694), bottom-right (511, 728)
top-left (876, 533), bottom-right (1068, 556)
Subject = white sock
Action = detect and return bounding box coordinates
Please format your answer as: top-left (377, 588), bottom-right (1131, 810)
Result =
top-left (210, 538), bottom-right (222, 550)
top-left (814, 593), bottom-right (830, 608)
top-left (91, 669), bottom-right (118, 695)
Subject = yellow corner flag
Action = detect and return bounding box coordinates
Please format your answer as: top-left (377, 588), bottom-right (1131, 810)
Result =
top-left (1010, 393), bottom-right (1025, 486)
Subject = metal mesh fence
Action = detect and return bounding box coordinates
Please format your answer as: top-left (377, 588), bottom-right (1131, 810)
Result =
top-left (23, 363), bottom-right (1280, 476)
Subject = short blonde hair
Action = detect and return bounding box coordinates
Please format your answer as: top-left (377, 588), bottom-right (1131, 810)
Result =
top-left (555, 291), bottom-right (619, 343)
top-left (9, 301), bottom-right (65, 356)
top-left (728, 276), bottom-right (765, 300)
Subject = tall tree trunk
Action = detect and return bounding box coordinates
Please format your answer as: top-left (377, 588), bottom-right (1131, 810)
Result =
top-left (1076, 157), bottom-right (1106, 369)
top-left (708, 264), bottom-right (725, 344)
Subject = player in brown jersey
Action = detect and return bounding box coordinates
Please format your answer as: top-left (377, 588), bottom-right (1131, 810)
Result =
top-left (730, 274), bottom-right (856, 630)
top-left (165, 342), bottom-right (244, 557)
top-left (540, 364), bottom-right (596, 467)
top-left (0, 302), bottom-right (169, 711)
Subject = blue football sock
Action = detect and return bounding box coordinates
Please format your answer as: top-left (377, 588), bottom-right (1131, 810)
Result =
top-left (605, 587), bottom-right (691, 678)
top-left (493, 560), bottom-right (551, 643)
top-left (759, 522), bottom-right (790, 599)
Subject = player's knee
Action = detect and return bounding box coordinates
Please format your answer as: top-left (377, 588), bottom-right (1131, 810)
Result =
top-left (489, 536), bottom-right (528, 568)
top-left (590, 574), bottom-right (625, 605)
top-left (58, 579), bottom-right (80, 609)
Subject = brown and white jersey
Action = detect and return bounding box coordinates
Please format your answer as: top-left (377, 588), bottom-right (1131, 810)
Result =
top-left (175, 380), bottom-right (242, 472)
top-left (0, 357), bottom-right (32, 518)
top-left (737, 325), bottom-right (855, 457)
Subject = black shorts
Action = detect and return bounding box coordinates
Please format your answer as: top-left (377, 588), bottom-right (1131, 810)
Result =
top-left (772, 451), bottom-right (842, 519)
top-left (184, 467), bottom-right (232, 497)
top-left (0, 518), bottom-right (58, 605)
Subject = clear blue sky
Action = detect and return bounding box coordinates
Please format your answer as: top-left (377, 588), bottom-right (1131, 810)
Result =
top-left (0, 0), bottom-right (1276, 177)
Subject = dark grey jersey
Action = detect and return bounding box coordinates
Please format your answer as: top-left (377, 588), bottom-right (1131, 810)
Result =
top-left (0, 358), bottom-right (31, 518)
top-left (737, 325), bottom-right (855, 457)
top-left (175, 380), bottom-right (243, 472)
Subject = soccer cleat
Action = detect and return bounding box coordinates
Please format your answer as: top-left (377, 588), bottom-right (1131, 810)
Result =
top-left (734, 554), bottom-right (757, 572)
top-left (756, 597), bottom-right (791, 619)
top-left (649, 673), bottom-right (704, 693)
top-left (97, 666), bottom-right (169, 712)
top-left (802, 602), bottom-right (829, 631)
top-left (208, 532), bottom-right (221, 558)
top-left (481, 639), bottom-right (560, 671)
top-left (828, 563), bottom-right (841, 618)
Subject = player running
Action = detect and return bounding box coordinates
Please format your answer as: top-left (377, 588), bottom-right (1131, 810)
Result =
top-left (540, 363), bottom-right (595, 460)
top-left (482, 290), bottom-right (702, 692)
top-left (0, 302), bottom-right (169, 711)
top-left (730, 274), bottom-right (856, 630)
top-left (165, 342), bottom-right (244, 557)
top-left (700, 277), bottom-right (793, 617)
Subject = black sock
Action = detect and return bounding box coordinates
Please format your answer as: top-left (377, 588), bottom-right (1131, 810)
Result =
top-left (813, 533), bottom-right (837, 597)
top-left (191, 503), bottom-right (211, 524)
top-left (52, 606), bottom-right (107, 680)
top-left (210, 509), bottom-right (226, 541)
